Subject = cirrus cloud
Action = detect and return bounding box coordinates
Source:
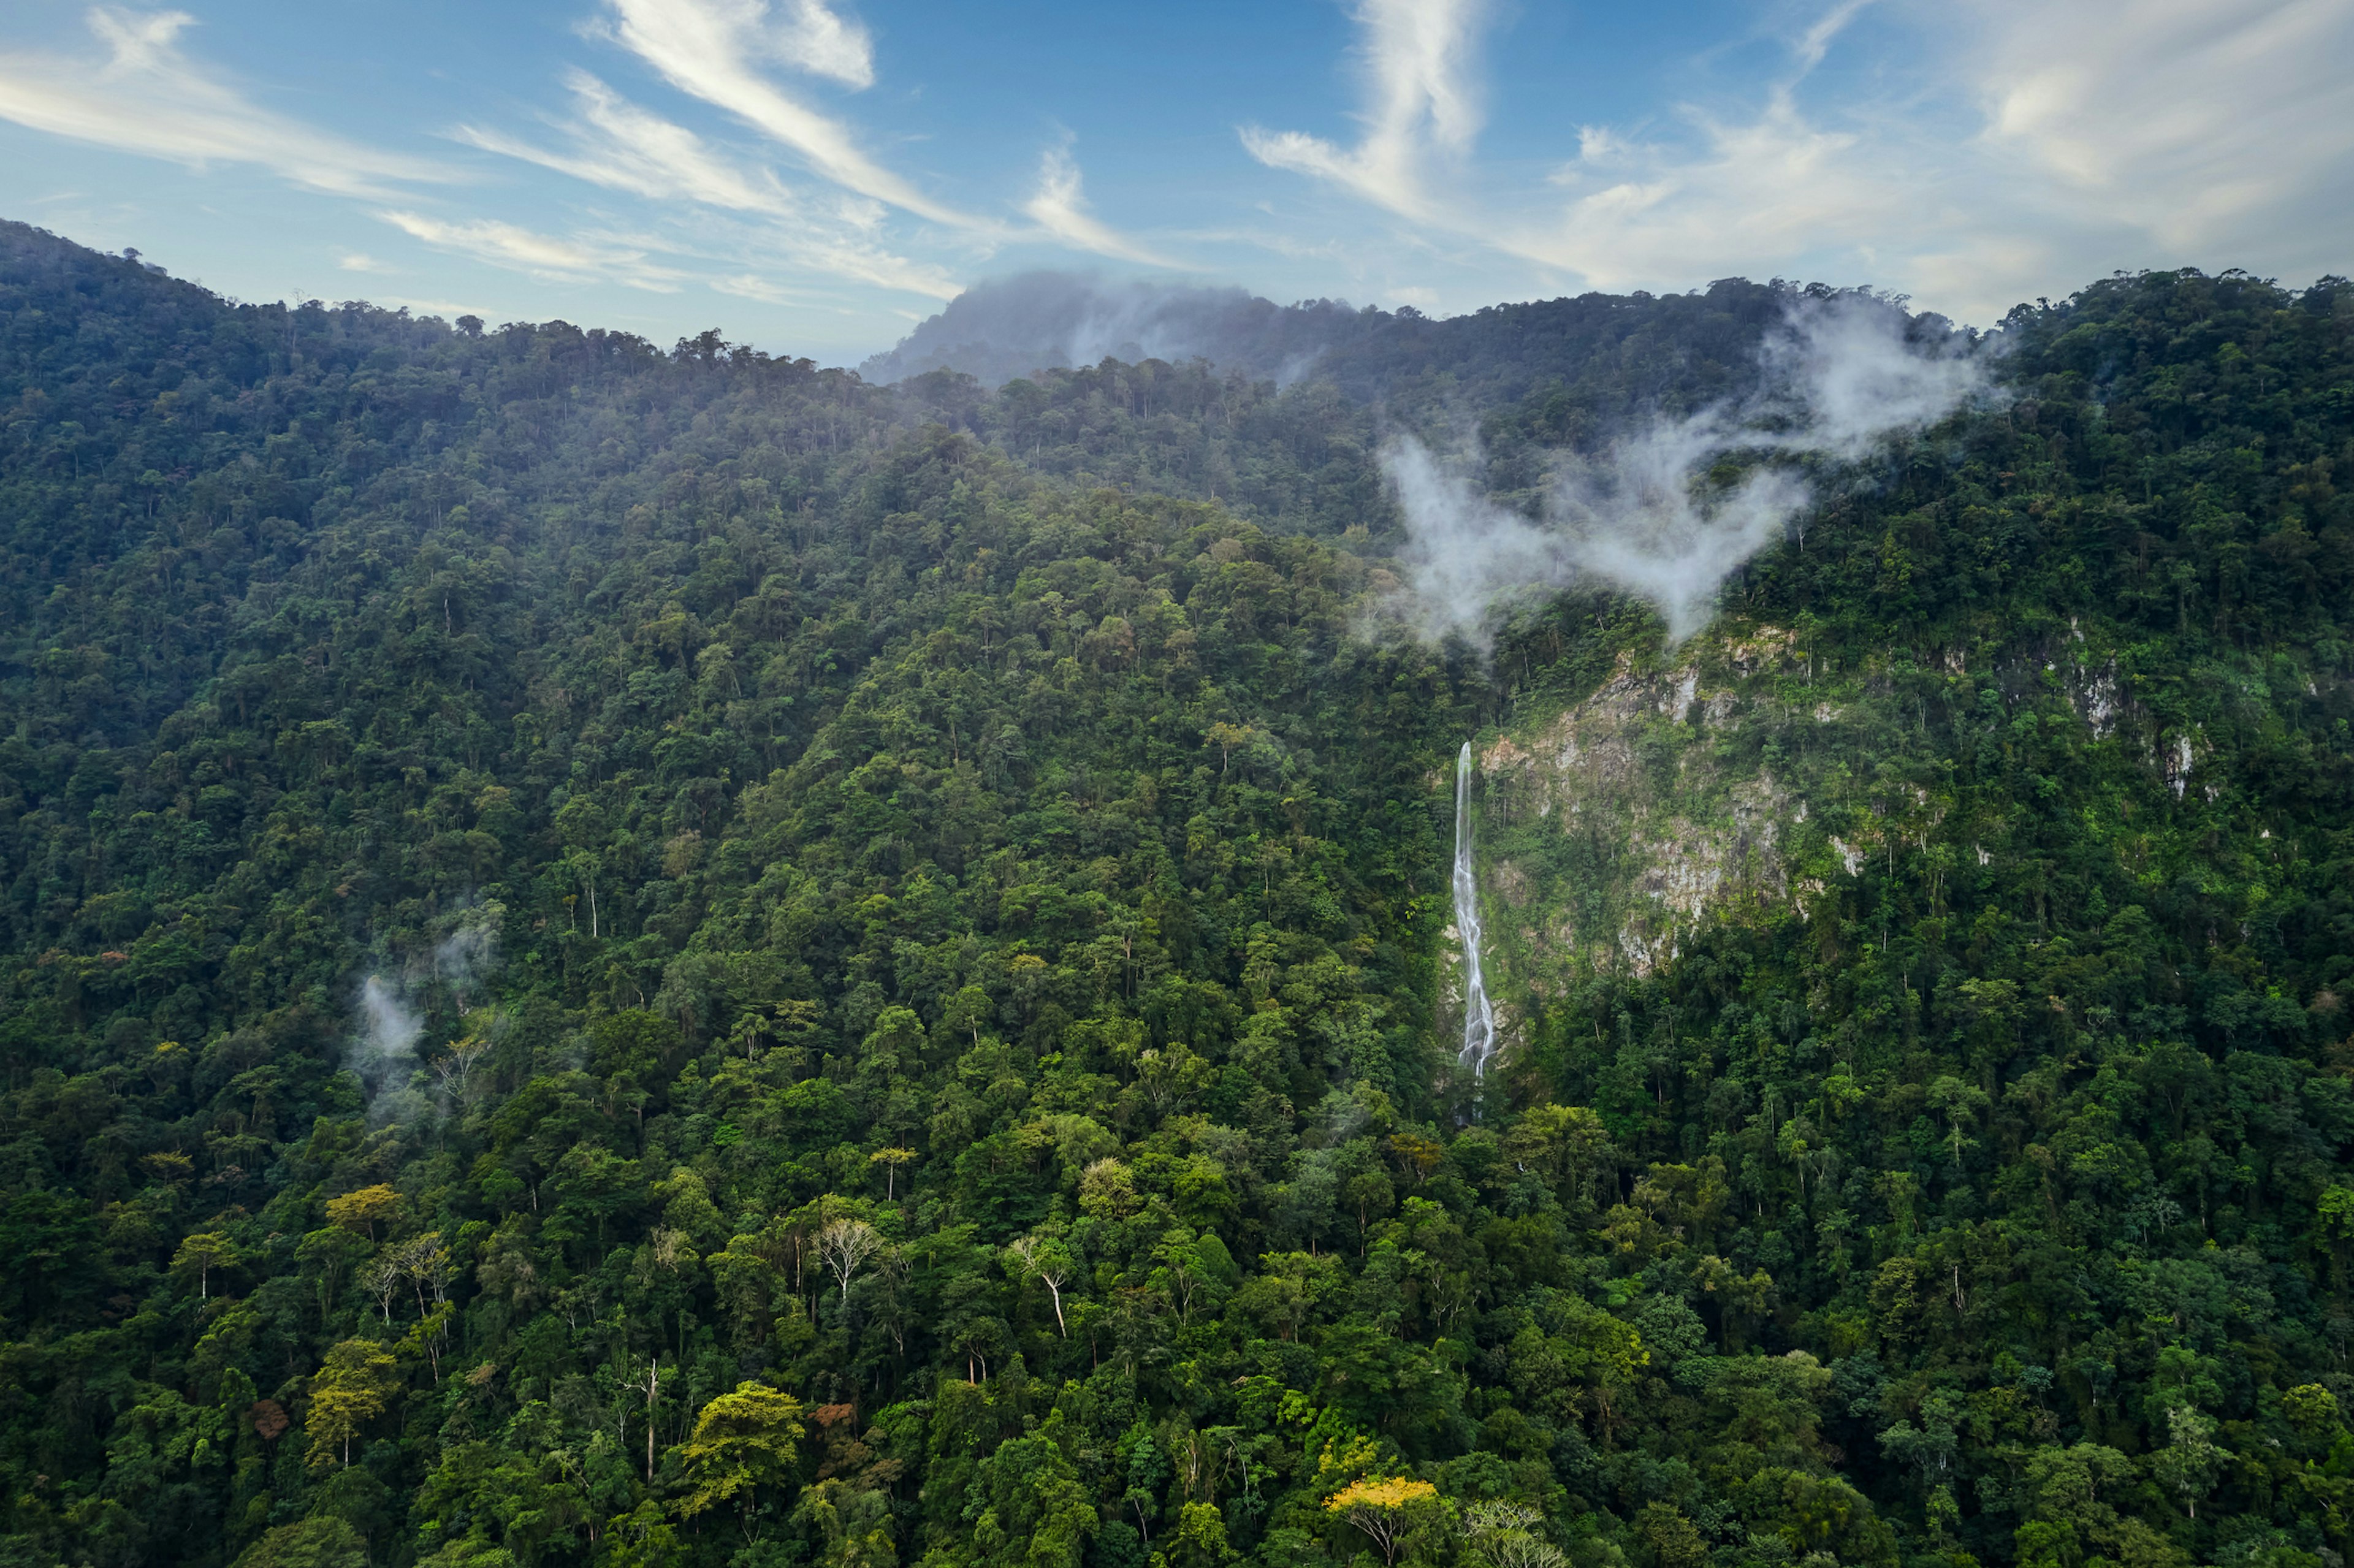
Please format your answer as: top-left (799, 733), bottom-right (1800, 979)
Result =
top-left (0, 7), bottom-right (447, 199)
top-left (595, 0), bottom-right (983, 229)
top-left (376, 210), bottom-right (686, 292)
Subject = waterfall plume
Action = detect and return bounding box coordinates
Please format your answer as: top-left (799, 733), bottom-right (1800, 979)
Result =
top-left (1454, 742), bottom-right (1496, 1078)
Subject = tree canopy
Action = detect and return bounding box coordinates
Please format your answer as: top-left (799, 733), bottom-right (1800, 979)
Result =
top-left (2, 219), bottom-right (2353, 1568)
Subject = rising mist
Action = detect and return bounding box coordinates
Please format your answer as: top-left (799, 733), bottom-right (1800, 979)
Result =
top-left (1385, 295), bottom-right (1992, 643)
top-left (346, 907), bottom-right (502, 1119)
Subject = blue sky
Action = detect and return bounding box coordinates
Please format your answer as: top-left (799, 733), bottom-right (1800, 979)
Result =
top-left (2, 0), bottom-right (2350, 363)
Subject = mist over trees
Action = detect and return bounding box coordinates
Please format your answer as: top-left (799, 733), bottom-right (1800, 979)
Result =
top-left (2, 218), bottom-right (2353, 1568)
top-left (858, 267), bottom-right (1806, 413)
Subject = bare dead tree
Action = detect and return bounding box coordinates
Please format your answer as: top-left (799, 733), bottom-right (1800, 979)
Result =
top-left (816, 1217), bottom-right (885, 1314)
top-left (1006, 1235), bottom-right (1071, 1337)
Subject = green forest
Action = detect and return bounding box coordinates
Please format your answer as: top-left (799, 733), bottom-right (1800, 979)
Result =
top-left (2, 218), bottom-right (2353, 1568)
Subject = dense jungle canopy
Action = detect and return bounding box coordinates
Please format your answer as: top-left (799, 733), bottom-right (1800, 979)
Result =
top-left (3, 218), bottom-right (2354, 1568)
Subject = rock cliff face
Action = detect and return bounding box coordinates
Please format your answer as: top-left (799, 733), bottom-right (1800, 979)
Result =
top-left (1467, 629), bottom-right (1811, 1021)
top-left (1459, 612), bottom-right (2175, 1050)
top-left (1453, 608), bottom-right (2229, 1075)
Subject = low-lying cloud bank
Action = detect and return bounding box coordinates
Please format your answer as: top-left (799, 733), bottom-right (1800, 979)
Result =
top-left (1384, 296), bottom-right (1993, 643)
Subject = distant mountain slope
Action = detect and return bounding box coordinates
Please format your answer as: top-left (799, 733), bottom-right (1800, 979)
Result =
top-left (857, 272), bottom-right (1369, 387)
top-left (862, 269), bottom-right (1829, 417)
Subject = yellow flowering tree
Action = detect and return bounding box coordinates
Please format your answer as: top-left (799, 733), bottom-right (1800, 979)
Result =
top-left (1324, 1476), bottom-right (1443, 1566)
top-left (305, 1339), bottom-right (398, 1470)
top-left (678, 1381), bottom-right (806, 1542)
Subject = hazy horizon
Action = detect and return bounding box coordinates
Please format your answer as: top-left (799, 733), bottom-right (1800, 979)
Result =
top-left (0, 0), bottom-right (2347, 362)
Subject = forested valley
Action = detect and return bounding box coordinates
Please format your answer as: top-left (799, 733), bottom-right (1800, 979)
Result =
top-left (4, 219), bottom-right (2354, 1568)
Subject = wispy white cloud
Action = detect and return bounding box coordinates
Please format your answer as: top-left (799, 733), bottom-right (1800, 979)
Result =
top-left (376, 210), bottom-right (686, 291)
top-left (1023, 143), bottom-right (1173, 266)
top-left (730, 208), bottom-right (961, 298)
top-left (1506, 96), bottom-right (1896, 291)
top-left (1792, 0), bottom-right (1876, 72)
top-left (598, 0), bottom-right (985, 229)
top-left (568, 2), bottom-right (1165, 277)
top-left (710, 272), bottom-right (821, 306)
top-left (0, 0), bottom-right (1170, 337)
top-left (1247, 0), bottom-right (1895, 286)
top-left (458, 69), bottom-right (798, 218)
top-left (0, 8), bottom-right (445, 199)
top-left (1249, 0), bottom-right (2354, 322)
top-left (768, 0), bottom-right (875, 89)
top-left (456, 71), bottom-right (958, 297)
top-left (1241, 0), bottom-right (1487, 223)
top-left (1480, 0), bottom-right (1942, 300)
top-left (1970, 0), bottom-right (2354, 254)
top-left (373, 295), bottom-right (495, 321)
top-left (462, 4), bottom-right (1166, 299)
top-left (713, 241), bottom-right (958, 303)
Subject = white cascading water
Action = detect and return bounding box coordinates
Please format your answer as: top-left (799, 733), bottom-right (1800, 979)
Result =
top-left (1453, 742), bottom-right (1497, 1078)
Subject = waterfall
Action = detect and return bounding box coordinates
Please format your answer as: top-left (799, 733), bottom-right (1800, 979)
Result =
top-left (1453, 742), bottom-right (1497, 1078)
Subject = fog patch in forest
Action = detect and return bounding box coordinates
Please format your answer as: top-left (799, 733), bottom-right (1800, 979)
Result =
top-left (348, 905), bottom-right (501, 1120)
top-left (350, 975), bottom-right (426, 1122)
top-left (434, 923), bottom-right (497, 1008)
top-left (1382, 295), bottom-right (1992, 644)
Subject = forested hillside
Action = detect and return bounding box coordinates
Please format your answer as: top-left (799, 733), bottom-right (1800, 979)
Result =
top-left (2, 218), bottom-right (2353, 1568)
top-left (858, 268), bottom-right (1792, 421)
